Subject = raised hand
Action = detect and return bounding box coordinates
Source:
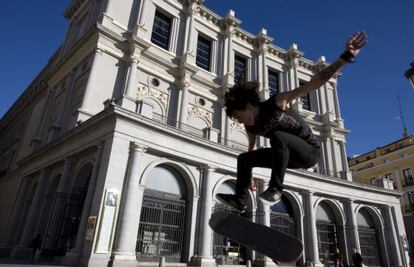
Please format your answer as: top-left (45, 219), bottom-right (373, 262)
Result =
top-left (346, 31), bottom-right (368, 57)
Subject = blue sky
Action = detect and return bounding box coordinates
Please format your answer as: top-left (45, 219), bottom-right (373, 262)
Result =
top-left (1, 0), bottom-right (413, 158)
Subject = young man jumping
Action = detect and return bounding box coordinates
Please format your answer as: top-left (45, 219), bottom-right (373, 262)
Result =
top-left (217, 32), bottom-right (368, 212)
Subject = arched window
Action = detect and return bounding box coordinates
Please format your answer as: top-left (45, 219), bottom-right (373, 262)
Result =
top-left (270, 196), bottom-right (296, 236)
top-left (213, 181), bottom-right (244, 265)
top-left (316, 202), bottom-right (338, 265)
top-left (357, 209), bottom-right (382, 266)
top-left (136, 165), bottom-right (187, 263)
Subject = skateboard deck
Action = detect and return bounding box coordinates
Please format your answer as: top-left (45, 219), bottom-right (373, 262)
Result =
top-left (209, 211), bottom-right (303, 263)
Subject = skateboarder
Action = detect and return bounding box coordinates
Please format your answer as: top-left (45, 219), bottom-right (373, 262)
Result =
top-left (216, 32), bottom-right (367, 212)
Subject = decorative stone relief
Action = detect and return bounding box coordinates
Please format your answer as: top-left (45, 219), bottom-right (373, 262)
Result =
top-left (137, 85), bottom-right (168, 109)
top-left (188, 104), bottom-right (212, 126)
top-left (230, 120), bottom-right (245, 130)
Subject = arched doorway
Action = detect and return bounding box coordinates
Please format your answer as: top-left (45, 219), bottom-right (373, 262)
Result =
top-left (42, 163), bottom-right (93, 256)
top-left (212, 181), bottom-right (244, 265)
top-left (270, 196), bottom-right (296, 236)
top-left (316, 201), bottom-right (340, 265)
top-left (136, 165), bottom-right (188, 263)
top-left (357, 208), bottom-right (382, 266)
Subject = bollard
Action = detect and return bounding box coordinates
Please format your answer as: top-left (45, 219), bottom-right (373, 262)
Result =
top-left (246, 259), bottom-right (252, 267)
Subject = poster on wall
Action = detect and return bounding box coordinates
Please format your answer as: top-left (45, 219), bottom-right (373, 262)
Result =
top-left (96, 189), bottom-right (119, 253)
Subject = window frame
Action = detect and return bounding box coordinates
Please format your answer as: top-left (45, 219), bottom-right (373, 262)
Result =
top-left (196, 34), bottom-right (212, 71)
top-left (234, 54), bottom-right (247, 82)
top-left (268, 68), bottom-right (280, 96)
top-left (151, 10), bottom-right (173, 51)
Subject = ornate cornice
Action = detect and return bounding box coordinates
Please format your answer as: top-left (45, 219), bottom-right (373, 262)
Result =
top-left (198, 6), bottom-right (222, 28)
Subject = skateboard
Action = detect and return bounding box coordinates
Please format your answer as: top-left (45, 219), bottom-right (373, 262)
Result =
top-left (209, 211), bottom-right (303, 263)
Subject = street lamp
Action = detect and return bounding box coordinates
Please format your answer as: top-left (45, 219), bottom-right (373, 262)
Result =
top-left (405, 61), bottom-right (414, 89)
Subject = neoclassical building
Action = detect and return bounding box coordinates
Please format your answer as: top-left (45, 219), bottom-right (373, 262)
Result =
top-left (0, 0), bottom-right (408, 266)
top-left (349, 135), bottom-right (414, 234)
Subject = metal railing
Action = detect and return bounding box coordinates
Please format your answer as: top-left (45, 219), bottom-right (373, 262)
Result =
top-left (152, 113), bottom-right (248, 152)
top-left (136, 190), bottom-right (186, 262)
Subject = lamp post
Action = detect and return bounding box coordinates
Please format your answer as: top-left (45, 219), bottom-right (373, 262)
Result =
top-left (405, 61), bottom-right (414, 89)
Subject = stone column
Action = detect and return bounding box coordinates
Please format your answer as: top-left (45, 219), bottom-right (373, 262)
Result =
top-left (137, 0), bottom-right (148, 27)
top-left (120, 57), bottom-right (139, 111)
top-left (344, 199), bottom-right (360, 256)
top-left (303, 190), bottom-right (320, 265)
top-left (222, 10), bottom-right (239, 86)
top-left (77, 48), bottom-right (104, 122)
top-left (113, 143), bottom-right (148, 258)
top-left (57, 158), bottom-right (75, 193)
top-left (13, 169), bottom-right (50, 258)
top-left (70, 143), bottom-right (105, 253)
top-left (2, 179), bottom-right (30, 246)
top-left (197, 165), bottom-right (216, 266)
top-left (383, 205), bottom-right (403, 266)
top-left (183, 3), bottom-right (196, 58)
top-left (254, 181), bottom-right (272, 267)
top-left (327, 137), bottom-right (338, 177)
top-left (178, 79), bottom-right (190, 126)
top-left (338, 140), bottom-right (352, 181)
top-left (332, 81), bottom-right (344, 125)
top-left (255, 28), bottom-right (272, 94)
top-left (133, 0), bottom-right (149, 36)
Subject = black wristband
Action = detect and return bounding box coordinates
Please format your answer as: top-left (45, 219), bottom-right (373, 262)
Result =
top-left (340, 50), bottom-right (355, 63)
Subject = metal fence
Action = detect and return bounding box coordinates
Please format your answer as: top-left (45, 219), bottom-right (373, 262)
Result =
top-left (42, 192), bottom-right (85, 256)
top-left (136, 189), bottom-right (186, 262)
top-left (316, 220), bottom-right (338, 265)
top-left (212, 204), bottom-right (244, 265)
top-left (270, 212), bottom-right (295, 237)
top-left (358, 227), bottom-right (382, 266)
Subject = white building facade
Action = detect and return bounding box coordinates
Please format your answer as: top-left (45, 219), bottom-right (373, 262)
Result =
top-left (0, 0), bottom-right (408, 266)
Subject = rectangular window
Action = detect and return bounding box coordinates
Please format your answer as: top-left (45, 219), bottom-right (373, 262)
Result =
top-left (268, 69), bottom-right (280, 96)
top-left (196, 35), bottom-right (211, 71)
top-left (299, 80), bottom-right (311, 111)
top-left (234, 54), bottom-right (247, 82)
top-left (403, 168), bottom-right (413, 186)
top-left (151, 11), bottom-right (172, 50)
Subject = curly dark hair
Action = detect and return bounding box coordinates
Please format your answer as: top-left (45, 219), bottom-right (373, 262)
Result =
top-left (224, 81), bottom-right (260, 118)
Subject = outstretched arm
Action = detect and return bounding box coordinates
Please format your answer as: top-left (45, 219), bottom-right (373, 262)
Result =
top-left (275, 31), bottom-right (368, 110)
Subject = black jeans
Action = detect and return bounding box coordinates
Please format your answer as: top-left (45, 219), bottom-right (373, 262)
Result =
top-left (236, 131), bottom-right (320, 202)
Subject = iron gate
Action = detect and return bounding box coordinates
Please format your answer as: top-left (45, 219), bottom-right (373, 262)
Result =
top-left (42, 192), bottom-right (85, 256)
top-left (136, 189), bottom-right (186, 262)
top-left (270, 212), bottom-right (295, 236)
top-left (316, 220), bottom-right (338, 265)
top-left (358, 226), bottom-right (382, 266)
top-left (212, 204), bottom-right (243, 265)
